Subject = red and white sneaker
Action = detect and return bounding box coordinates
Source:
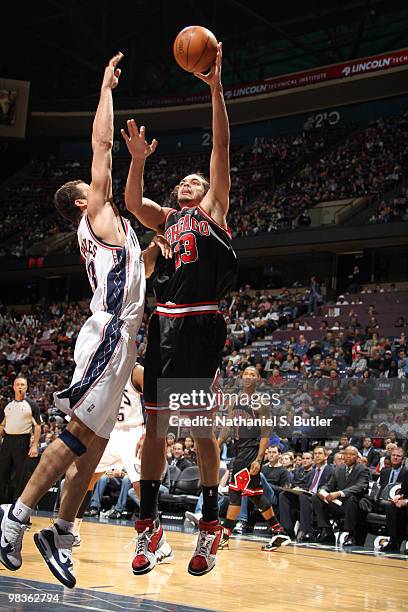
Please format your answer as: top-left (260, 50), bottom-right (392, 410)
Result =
top-left (132, 518), bottom-right (166, 575)
top-left (188, 519), bottom-right (222, 577)
top-left (262, 524), bottom-right (291, 552)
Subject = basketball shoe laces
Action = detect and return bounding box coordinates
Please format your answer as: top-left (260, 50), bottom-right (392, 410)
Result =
top-left (4, 517), bottom-right (28, 554)
top-left (136, 528), bottom-right (152, 556)
top-left (195, 530), bottom-right (214, 559)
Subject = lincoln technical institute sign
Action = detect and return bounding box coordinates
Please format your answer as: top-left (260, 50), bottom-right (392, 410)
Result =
top-left (133, 48), bottom-right (408, 108)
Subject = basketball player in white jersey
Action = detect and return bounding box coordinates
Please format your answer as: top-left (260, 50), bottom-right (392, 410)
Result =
top-left (0, 52), bottom-right (171, 589)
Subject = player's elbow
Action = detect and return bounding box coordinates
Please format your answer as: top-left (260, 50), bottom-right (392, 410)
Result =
top-left (125, 195), bottom-right (139, 212)
top-left (92, 138), bottom-right (113, 152)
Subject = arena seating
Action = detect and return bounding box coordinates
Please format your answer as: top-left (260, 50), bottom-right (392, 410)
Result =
top-left (369, 188), bottom-right (408, 224)
top-left (2, 109), bottom-right (408, 257)
top-left (1, 282), bottom-right (407, 552)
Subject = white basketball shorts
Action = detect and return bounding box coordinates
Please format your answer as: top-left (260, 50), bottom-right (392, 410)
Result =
top-left (54, 311), bottom-right (137, 439)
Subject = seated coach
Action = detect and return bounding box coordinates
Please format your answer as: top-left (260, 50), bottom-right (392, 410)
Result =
top-left (312, 446), bottom-right (369, 546)
top-left (279, 446), bottom-right (333, 543)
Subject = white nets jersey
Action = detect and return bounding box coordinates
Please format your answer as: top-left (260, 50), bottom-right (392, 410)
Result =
top-left (116, 379), bottom-right (145, 430)
top-left (78, 214), bottom-right (145, 327)
top-left (54, 214), bottom-right (145, 439)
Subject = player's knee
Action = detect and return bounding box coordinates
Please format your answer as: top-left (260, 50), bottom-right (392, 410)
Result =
top-left (252, 494), bottom-right (270, 513)
top-left (67, 416), bottom-right (95, 445)
top-left (59, 428), bottom-right (87, 457)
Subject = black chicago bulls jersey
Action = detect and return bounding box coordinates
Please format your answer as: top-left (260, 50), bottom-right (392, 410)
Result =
top-left (153, 205), bottom-right (237, 304)
top-left (232, 400), bottom-right (261, 453)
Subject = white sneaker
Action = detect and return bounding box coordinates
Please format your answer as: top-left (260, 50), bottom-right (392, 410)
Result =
top-left (262, 533), bottom-right (291, 551)
top-left (132, 518), bottom-right (165, 575)
top-left (155, 540), bottom-right (174, 564)
top-left (72, 534), bottom-right (81, 548)
top-left (185, 511), bottom-right (202, 527)
top-left (233, 520), bottom-right (246, 534)
top-left (34, 524), bottom-right (75, 588)
top-left (188, 519), bottom-right (222, 576)
top-left (0, 504), bottom-right (28, 571)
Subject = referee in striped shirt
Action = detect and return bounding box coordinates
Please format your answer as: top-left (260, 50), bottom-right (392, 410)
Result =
top-left (0, 377), bottom-right (42, 503)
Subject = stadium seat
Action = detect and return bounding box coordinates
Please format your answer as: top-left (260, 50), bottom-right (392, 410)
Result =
top-left (172, 466), bottom-right (201, 497)
top-left (159, 466), bottom-right (228, 512)
top-left (167, 465), bottom-right (182, 491)
top-left (366, 483), bottom-right (402, 529)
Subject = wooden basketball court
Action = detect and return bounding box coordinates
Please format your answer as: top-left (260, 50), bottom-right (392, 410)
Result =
top-left (0, 515), bottom-right (407, 611)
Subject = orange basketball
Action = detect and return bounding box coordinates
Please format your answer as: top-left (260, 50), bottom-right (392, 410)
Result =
top-left (173, 26), bottom-right (218, 74)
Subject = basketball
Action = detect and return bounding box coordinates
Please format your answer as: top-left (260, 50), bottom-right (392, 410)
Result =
top-left (173, 25), bottom-right (218, 73)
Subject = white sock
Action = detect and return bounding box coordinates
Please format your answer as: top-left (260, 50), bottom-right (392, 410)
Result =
top-left (12, 499), bottom-right (32, 524)
top-left (74, 518), bottom-right (82, 535)
top-left (55, 518), bottom-right (75, 534)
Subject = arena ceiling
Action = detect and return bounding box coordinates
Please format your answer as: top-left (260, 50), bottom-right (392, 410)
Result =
top-left (2, 0), bottom-right (408, 110)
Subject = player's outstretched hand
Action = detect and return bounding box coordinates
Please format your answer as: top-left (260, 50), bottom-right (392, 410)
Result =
top-left (121, 120), bottom-right (158, 160)
top-left (102, 51), bottom-right (124, 90)
top-left (153, 234), bottom-right (173, 259)
top-left (194, 42), bottom-right (222, 89)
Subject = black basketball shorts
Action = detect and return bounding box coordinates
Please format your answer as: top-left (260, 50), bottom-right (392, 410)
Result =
top-left (229, 446), bottom-right (264, 504)
top-left (144, 311), bottom-right (226, 414)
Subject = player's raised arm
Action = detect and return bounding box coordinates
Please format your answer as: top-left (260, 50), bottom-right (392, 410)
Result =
top-left (87, 52), bottom-right (123, 221)
top-left (194, 43), bottom-right (230, 227)
top-left (121, 120), bottom-right (173, 230)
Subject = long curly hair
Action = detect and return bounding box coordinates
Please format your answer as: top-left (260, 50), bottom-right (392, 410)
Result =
top-left (167, 172), bottom-right (210, 206)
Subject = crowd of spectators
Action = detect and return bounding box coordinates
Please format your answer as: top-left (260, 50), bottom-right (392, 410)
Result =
top-left (0, 159), bottom-right (87, 258)
top-left (0, 301), bottom-right (151, 419)
top-left (230, 110), bottom-right (408, 235)
top-left (369, 188), bottom-right (408, 224)
top-left (2, 109), bottom-right (407, 258)
top-left (1, 283), bottom-right (407, 459)
top-left (219, 285), bottom-right (408, 438)
top-left (1, 281), bottom-right (408, 550)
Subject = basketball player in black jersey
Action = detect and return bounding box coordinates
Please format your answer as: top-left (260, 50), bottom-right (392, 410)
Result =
top-left (121, 43), bottom-right (237, 576)
top-left (217, 367), bottom-right (290, 551)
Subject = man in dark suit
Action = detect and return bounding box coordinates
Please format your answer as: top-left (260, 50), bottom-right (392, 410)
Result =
top-left (378, 447), bottom-right (407, 490)
top-left (168, 441), bottom-right (192, 472)
top-left (312, 446), bottom-right (369, 545)
top-left (379, 466), bottom-right (408, 553)
top-left (291, 452), bottom-right (314, 489)
top-left (360, 437), bottom-right (380, 469)
top-left (358, 448), bottom-right (406, 519)
top-left (279, 447), bottom-right (333, 542)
